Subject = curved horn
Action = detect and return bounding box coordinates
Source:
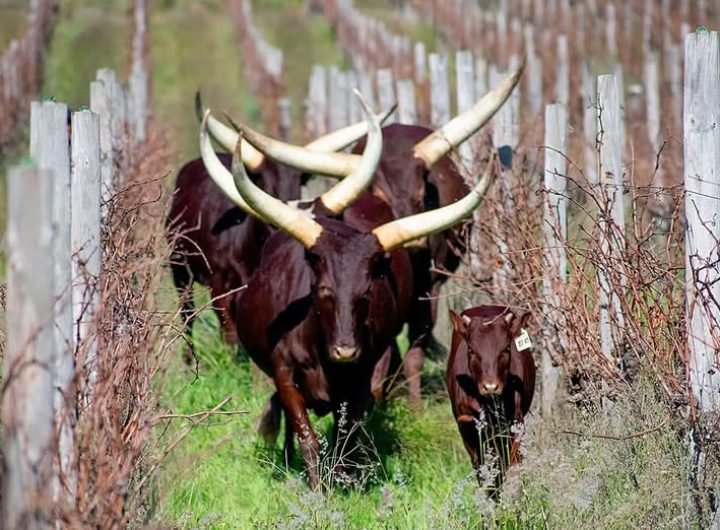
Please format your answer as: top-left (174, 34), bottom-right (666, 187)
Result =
top-left (413, 58), bottom-right (525, 168)
top-left (199, 110), bottom-right (267, 221)
top-left (304, 103), bottom-right (396, 152)
top-left (318, 90), bottom-right (383, 214)
top-left (372, 154), bottom-right (496, 251)
top-left (230, 133), bottom-right (324, 249)
top-left (233, 121), bottom-right (362, 177)
top-left (195, 92), bottom-right (265, 171)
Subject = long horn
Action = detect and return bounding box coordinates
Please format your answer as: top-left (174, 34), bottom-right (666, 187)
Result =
top-left (304, 103), bottom-right (396, 152)
top-left (230, 133), bottom-right (324, 249)
top-left (196, 92), bottom-right (393, 174)
top-left (199, 110), bottom-right (267, 222)
top-left (195, 92), bottom-right (265, 170)
top-left (318, 90), bottom-right (383, 214)
top-left (413, 58), bottom-right (525, 168)
top-left (372, 154), bottom-right (496, 251)
top-left (234, 122), bottom-right (363, 177)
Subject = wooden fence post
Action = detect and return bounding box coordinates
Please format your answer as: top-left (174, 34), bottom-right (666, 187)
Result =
top-left (556, 34), bottom-right (569, 105)
top-left (684, 29), bottom-right (720, 413)
top-left (3, 164), bottom-right (56, 529)
top-left (582, 62), bottom-right (597, 184)
top-left (90, 80), bottom-right (114, 208)
top-left (456, 49), bottom-right (476, 173)
top-left (684, 29), bottom-right (720, 528)
top-left (644, 50), bottom-right (668, 213)
top-left (542, 102), bottom-right (568, 417)
top-left (429, 53), bottom-right (450, 127)
top-left (376, 68), bottom-right (397, 124)
top-left (596, 74), bottom-right (625, 367)
top-left (490, 63), bottom-right (519, 297)
top-left (305, 64), bottom-right (328, 139)
top-left (71, 110), bottom-right (102, 400)
top-left (396, 79), bottom-right (417, 125)
top-left (328, 66), bottom-right (348, 130)
top-left (29, 100), bottom-right (76, 503)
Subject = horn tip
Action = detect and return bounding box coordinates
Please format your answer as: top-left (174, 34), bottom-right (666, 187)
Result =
top-left (195, 90), bottom-right (204, 122)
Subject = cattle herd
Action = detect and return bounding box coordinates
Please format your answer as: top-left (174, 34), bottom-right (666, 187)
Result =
top-left (166, 59), bottom-right (536, 494)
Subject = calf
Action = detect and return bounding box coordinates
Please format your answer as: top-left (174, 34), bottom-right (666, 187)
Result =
top-left (446, 305), bottom-right (536, 495)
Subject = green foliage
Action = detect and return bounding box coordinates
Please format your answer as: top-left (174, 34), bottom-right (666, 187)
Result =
top-left (150, 1), bottom-right (256, 161)
top-left (154, 301), bottom-right (691, 528)
top-left (42, 3), bottom-right (130, 109)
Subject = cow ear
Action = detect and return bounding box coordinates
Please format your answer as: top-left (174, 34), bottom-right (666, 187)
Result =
top-left (450, 310), bottom-right (469, 335)
top-left (509, 310), bottom-right (531, 337)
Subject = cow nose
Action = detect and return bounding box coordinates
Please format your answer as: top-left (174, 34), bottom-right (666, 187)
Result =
top-left (481, 382), bottom-right (502, 395)
top-left (331, 345), bottom-right (359, 362)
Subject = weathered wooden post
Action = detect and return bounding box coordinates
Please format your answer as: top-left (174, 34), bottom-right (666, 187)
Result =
top-left (684, 26), bottom-right (720, 406)
top-left (429, 52), bottom-right (450, 127)
top-left (556, 34), bottom-right (569, 105)
top-left (456, 49), bottom-right (476, 172)
top-left (396, 79), bottom-right (417, 125)
top-left (542, 102), bottom-right (568, 417)
top-left (3, 164), bottom-right (55, 529)
top-left (684, 33), bottom-right (720, 525)
top-left (606, 3), bottom-right (617, 56)
top-left (490, 63), bottom-right (520, 297)
top-left (305, 64), bottom-right (328, 139)
top-left (90, 80), bottom-right (114, 208)
top-left (70, 110), bottom-right (102, 400)
top-left (278, 97), bottom-right (292, 140)
top-left (644, 50), bottom-right (668, 215)
top-left (596, 74), bottom-right (625, 368)
top-left (376, 68), bottom-right (396, 124)
top-left (582, 62), bottom-right (597, 184)
top-left (29, 101), bottom-right (75, 504)
top-left (328, 66), bottom-right (349, 130)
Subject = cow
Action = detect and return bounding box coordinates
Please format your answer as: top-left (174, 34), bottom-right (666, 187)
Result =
top-left (199, 97), bottom-right (500, 488)
top-left (229, 61), bottom-right (525, 405)
top-left (446, 305), bottom-right (536, 497)
top-left (166, 95), bottom-right (392, 362)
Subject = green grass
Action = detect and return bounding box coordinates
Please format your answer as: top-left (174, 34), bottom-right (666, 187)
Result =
top-left (0, 6), bottom-right (28, 50)
top-left (153, 295), bottom-right (691, 528)
top-left (253, 2), bottom-right (345, 141)
top-left (42, 1), bottom-right (131, 109)
top-left (150, 0), bottom-right (258, 161)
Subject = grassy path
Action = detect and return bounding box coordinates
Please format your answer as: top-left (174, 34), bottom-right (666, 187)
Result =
top-left (150, 0), bottom-right (255, 161)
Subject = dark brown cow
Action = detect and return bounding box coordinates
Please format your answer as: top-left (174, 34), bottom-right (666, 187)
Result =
top-left (200, 101), bottom-right (499, 487)
top-left (167, 154), bottom-right (301, 361)
top-left (167, 97), bottom-right (387, 361)
top-left (446, 305), bottom-right (536, 496)
top-left (234, 62), bottom-right (525, 405)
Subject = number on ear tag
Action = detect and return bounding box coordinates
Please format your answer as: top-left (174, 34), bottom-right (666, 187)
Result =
top-left (514, 328), bottom-right (532, 351)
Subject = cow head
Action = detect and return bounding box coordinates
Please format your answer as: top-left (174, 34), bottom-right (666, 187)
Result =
top-left (305, 227), bottom-right (392, 362)
top-left (450, 309), bottom-right (530, 397)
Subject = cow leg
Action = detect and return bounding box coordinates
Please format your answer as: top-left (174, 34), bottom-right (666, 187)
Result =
top-left (171, 260), bottom-right (197, 364)
top-left (370, 343), bottom-right (402, 405)
top-left (275, 369), bottom-right (320, 489)
top-left (402, 346), bottom-right (424, 408)
top-left (215, 293), bottom-right (239, 346)
top-left (457, 422), bottom-right (483, 481)
top-left (257, 392), bottom-right (282, 448)
top-left (509, 392), bottom-right (525, 466)
top-left (283, 408), bottom-right (295, 468)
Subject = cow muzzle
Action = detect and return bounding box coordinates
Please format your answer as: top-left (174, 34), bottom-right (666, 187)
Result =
top-left (479, 381), bottom-right (504, 396)
top-left (330, 345), bottom-right (360, 362)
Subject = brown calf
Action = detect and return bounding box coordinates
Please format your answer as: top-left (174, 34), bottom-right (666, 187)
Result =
top-left (446, 305), bottom-right (536, 495)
